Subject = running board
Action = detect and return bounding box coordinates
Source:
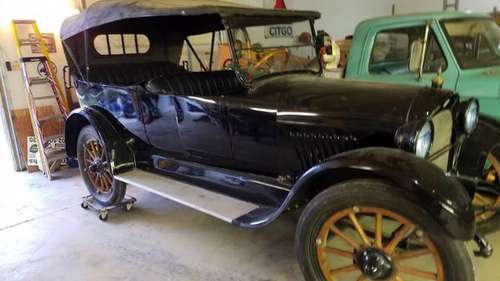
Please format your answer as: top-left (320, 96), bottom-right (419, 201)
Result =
top-left (114, 169), bottom-right (260, 223)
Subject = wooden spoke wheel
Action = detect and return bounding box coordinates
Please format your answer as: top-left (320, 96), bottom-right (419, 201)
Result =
top-left (83, 139), bottom-right (113, 194)
top-left (316, 207), bottom-right (444, 281)
top-left (77, 126), bottom-right (126, 206)
top-left (474, 152), bottom-right (500, 224)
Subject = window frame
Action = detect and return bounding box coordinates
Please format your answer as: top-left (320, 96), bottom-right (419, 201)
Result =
top-left (368, 25), bottom-right (448, 75)
top-left (93, 33), bottom-right (151, 56)
top-left (440, 17), bottom-right (500, 70)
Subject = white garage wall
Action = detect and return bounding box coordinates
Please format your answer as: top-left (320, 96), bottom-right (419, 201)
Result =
top-left (283, 0), bottom-right (499, 40)
top-left (394, 0), bottom-right (498, 14)
top-left (280, 0), bottom-right (395, 39)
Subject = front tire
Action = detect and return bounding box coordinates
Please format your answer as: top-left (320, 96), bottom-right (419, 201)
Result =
top-left (77, 125), bottom-right (126, 206)
top-left (295, 179), bottom-right (474, 281)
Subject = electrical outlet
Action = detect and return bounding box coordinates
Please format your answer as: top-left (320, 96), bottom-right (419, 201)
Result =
top-left (5, 61), bottom-right (20, 71)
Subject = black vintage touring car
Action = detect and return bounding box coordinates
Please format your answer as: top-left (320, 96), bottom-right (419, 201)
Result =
top-left (62, 1), bottom-right (487, 280)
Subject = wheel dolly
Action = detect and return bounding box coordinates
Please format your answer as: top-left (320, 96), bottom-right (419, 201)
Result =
top-left (80, 195), bottom-right (136, 221)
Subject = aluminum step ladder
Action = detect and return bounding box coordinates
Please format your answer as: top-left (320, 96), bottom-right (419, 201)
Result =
top-left (11, 20), bottom-right (69, 180)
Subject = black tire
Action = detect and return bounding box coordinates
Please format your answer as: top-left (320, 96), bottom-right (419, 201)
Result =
top-left (295, 179), bottom-right (474, 281)
top-left (77, 125), bottom-right (126, 206)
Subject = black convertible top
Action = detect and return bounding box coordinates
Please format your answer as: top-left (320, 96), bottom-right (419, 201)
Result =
top-left (61, 0), bottom-right (320, 39)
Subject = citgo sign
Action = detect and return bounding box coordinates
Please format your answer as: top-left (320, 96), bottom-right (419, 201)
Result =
top-left (265, 25), bottom-right (294, 38)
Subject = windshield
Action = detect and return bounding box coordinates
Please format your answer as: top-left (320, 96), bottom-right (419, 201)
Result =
top-left (230, 20), bottom-right (320, 81)
top-left (442, 18), bottom-right (500, 69)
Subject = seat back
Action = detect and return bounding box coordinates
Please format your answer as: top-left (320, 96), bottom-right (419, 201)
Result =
top-left (85, 62), bottom-right (186, 85)
top-left (145, 71), bottom-right (244, 96)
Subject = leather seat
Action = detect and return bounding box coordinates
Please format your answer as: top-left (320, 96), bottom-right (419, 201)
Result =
top-left (145, 71), bottom-right (243, 96)
top-left (86, 62), bottom-right (186, 85)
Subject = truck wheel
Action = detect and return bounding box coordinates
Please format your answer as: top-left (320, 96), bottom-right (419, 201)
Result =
top-left (77, 125), bottom-right (126, 206)
top-left (474, 147), bottom-right (500, 234)
top-left (296, 179), bottom-right (474, 281)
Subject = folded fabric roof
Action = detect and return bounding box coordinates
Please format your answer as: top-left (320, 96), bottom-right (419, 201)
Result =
top-left (61, 0), bottom-right (320, 40)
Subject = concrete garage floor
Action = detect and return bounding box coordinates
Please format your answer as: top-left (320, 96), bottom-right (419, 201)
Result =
top-left (1, 168), bottom-right (500, 281)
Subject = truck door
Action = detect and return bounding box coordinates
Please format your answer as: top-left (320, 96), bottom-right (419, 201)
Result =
top-left (349, 21), bottom-right (459, 89)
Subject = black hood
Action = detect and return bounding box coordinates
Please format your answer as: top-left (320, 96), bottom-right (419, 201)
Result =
top-left (251, 74), bottom-right (454, 131)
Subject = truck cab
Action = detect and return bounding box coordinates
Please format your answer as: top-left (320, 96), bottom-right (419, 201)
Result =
top-left (345, 12), bottom-right (500, 120)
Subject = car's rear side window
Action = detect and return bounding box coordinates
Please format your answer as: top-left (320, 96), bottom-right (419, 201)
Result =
top-left (94, 34), bottom-right (150, 56)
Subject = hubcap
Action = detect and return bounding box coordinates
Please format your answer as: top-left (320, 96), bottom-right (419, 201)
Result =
top-left (355, 248), bottom-right (394, 280)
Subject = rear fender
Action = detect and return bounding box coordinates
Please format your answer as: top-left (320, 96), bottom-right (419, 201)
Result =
top-left (289, 147), bottom-right (475, 240)
top-left (65, 106), bottom-right (135, 173)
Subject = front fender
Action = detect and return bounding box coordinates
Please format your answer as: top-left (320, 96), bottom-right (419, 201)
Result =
top-left (290, 147), bottom-right (475, 240)
top-left (65, 106), bottom-right (135, 174)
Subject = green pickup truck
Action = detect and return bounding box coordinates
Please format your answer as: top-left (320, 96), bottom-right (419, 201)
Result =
top-left (343, 11), bottom-right (500, 233)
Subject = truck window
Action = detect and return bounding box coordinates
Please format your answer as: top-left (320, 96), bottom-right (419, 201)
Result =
top-left (442, 18), bottom-right (500, 69)
top-left (369, 26), bottom-right (447, 74)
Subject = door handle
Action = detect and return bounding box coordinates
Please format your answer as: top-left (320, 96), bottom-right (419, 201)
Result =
top-left (172, 96), bottom-right (184, 123)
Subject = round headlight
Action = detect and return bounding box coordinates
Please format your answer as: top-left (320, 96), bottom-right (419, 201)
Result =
top-left (464, 99), bottom-right (479, 134)
top-left (415, 121), bottom-right (434, 158)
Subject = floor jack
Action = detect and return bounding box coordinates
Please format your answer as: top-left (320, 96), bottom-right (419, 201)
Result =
top-left (81, 195), bottom-right (136, 221)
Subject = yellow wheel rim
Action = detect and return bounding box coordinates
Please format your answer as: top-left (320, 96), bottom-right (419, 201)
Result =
top-left (316, 207), bottom-right (444, 281)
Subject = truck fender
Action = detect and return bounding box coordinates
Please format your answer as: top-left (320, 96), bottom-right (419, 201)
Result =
top-left (287, 147), bottom-right (475, 240)
top-left (65, 106), bottom-right (135, 174)
top-left (458, 114), bottom-right (500, 177)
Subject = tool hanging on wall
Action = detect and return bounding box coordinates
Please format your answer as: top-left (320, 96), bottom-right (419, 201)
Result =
top-left (11, 19), bottom-right (69, 180)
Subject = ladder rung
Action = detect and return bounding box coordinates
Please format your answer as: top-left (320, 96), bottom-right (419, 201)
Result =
top-left (38, 114), bottom-right (65, 123)
top-left (29, 77), bottom-right (50, 85)
top-left (21, 56), bottom-right (47, 63)
top-left (46, 150), bottom-right (66, 162)
top-left (13, 20), bottom-right (36, 24)
top-left (33, 95), bottom-right (56, 101)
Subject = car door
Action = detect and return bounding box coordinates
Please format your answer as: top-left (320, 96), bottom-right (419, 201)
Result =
top-left (140, 93), bottom-right (185, 156)
top-left (223, 92), bottom-right (280, 176)
top-left (142, 86), bottom-right (233, 165)
top-left (174, 94), bottom-right (232, 165)
top-left (351, 20), bottom-right (459, 89)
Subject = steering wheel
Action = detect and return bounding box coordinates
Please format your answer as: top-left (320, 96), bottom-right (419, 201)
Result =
top-left (252, 49), bottom-right (289, 73)
top-left (223, 58), bottom-right (233, 69)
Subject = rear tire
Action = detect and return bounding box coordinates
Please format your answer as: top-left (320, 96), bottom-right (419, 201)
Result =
top-left (77, 125), bottom-right (126, 206)
top-left (295, 179), bottom-right (474, 281)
